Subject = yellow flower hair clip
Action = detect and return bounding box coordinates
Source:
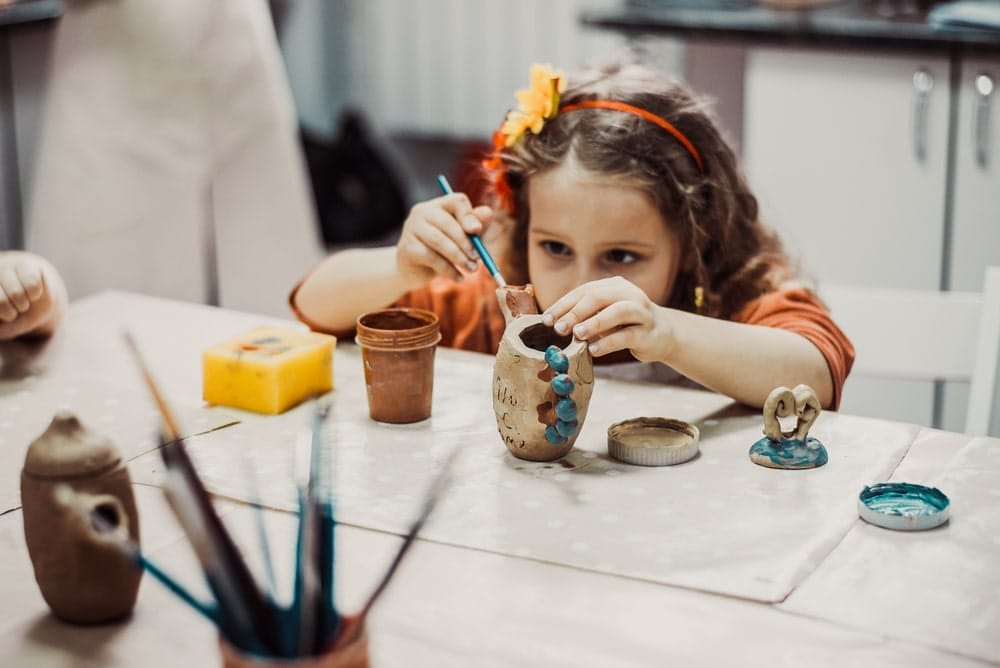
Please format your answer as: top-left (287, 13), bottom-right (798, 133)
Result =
top-left (499, 64), bottom-right (567, 147)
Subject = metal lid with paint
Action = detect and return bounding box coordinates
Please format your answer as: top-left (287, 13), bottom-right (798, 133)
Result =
top-left (607, 417), bottom-right (700, 466)
top-left (857, 482), bottom-right (951, 531)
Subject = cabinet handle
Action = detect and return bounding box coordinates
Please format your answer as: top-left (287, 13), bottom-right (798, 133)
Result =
top-left (974, 73), bottom-right (994, 168)
top-left (912, 69), bottom-right (934, 162)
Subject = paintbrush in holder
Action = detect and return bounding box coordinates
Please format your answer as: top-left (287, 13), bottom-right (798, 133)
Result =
top-left (125, 332), bottom-right (457, 665)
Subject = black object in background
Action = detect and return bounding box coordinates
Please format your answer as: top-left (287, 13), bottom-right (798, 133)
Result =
top-left (302, 111), bottom-right (408, 247)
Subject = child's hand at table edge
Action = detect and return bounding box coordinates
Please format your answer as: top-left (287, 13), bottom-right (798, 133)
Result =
top-left (0, 252), bottom-right (65, 341)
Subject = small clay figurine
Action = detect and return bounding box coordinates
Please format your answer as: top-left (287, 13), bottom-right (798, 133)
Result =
top-left (20, 411), bottom-right (142, 623)
top-left (749, 384), bottom-right (828, 469)
top-left (492, 286), bottom-right (595, 462)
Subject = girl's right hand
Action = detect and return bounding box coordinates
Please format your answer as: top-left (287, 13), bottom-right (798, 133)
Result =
top-left (395, 193), bottom-right (493, 289)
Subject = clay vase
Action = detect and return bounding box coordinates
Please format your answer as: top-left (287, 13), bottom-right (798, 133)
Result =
top-left (492, 313), bottom-right (595, 461)
top-left (356, 308), bottom-right (441, 423)
top-left (20, 411), bottom-right (142, 624)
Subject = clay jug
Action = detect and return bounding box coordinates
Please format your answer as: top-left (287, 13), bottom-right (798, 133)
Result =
top-left (21, 411), bottom-right (142, 623)
top-left (492, 292), bottom-right (595, 461)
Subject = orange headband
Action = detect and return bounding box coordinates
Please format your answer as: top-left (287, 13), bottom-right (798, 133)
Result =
top-left (483, 98), bottom-right (705, 213)
top-left (559, 100), bottom-right (704, 172)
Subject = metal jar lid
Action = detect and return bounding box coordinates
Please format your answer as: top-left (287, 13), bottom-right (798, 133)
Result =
top-left (858, 482), bottom-right (951, 531)
top-left (607, 417), bottom-right (700, 466)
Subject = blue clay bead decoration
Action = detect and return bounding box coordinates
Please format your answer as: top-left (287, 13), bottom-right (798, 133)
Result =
top-left (545, 424), bottom-right (566, 445)
top-left (543, 345), bottom-right (578, 446)
top-left (551, 374), bottom-right (574, 397)
top-left (554, 397), bottom-right (577, 422)
top-left (544, 345), bottom-right (569, 374)
top-left (555, 419), bottom-right (578, 438)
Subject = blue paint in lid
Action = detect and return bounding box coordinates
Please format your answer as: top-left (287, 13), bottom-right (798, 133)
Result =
top-left (858, 482), bottom-right (951, 531)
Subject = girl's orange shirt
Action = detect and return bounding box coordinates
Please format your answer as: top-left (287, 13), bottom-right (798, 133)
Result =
top-left (290, 266), bottom-right (855, 410)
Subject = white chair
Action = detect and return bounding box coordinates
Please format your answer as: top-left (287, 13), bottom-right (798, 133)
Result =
top-left (819, 267), bottom-right (1000, 437)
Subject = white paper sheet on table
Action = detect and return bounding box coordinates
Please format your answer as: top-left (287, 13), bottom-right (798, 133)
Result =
top-left (0, 370), bottom-right (240, 513)
top-left (780, 430), bottom-right (1000, 664)
top-left (130, 346), bottom-right (919, 603)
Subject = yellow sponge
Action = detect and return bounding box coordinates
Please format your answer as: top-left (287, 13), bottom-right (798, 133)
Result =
top-left (203, 326), bottom-right (336, 414)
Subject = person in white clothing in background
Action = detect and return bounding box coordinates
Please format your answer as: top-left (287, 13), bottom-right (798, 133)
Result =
top-left (25, 0), bottom-right (323, 317)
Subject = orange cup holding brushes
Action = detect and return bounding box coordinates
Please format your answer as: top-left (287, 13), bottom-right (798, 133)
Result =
top-left (220, 615), bottom-right (369, 668)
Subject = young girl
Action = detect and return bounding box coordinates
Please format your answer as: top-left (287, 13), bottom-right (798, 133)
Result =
top-left (291, 62), bottom-right (854, 410)
top-left (0, 251), bottom-right (67, 340)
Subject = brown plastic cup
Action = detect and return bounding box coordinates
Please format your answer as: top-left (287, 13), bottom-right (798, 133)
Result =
top-left (355, 308), bottom-right (441, 424)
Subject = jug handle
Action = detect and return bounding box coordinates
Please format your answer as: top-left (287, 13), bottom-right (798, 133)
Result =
top-left (495, 285), bottom-right (540, 325)
top-left (495, 288), bottom-right (513, 325)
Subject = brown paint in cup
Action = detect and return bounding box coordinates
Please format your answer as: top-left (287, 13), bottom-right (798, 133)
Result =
top-left (355, 308), bottom-right (441, 424)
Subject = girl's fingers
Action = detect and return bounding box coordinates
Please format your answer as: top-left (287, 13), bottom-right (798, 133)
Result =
top-left (0, 296), bottom-right (16, 323)
top-left (471, 205), bottom-right (493, 224)
top-left (586, 328), bottom-right (633, 357)
top-left (439, 193), bottom-right (485, 237)
top-left (423, 200), bottom-right (478, 265)
top-left (436, 194), bottom-right (483, 252)
top-left (398, 232), bottom-right (464, 283)
top-left (0, 268), bottom-right (30, 314)
top-left (413, 216), bottom-right (478, 274)
top-left (545, 278), bottom-right (646, 334)
top-left (572, 301), bottom-right (646, 341)
top-left (542, 285), bottom-right (593, 329)
top-left (14, 262), bottom-right (45, 301)
top-left (548, 286), bottom-right (627, 336)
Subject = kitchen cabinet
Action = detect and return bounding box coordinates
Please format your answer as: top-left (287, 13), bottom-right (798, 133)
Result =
top-left (743, 48), bottom-right (950, 291)
top-left (743, 48), bottom-right (1000, 430)
top-left (950, 56), bottom-right (1000, 293)
top-left (942, 56), bottom-right (1000, 430)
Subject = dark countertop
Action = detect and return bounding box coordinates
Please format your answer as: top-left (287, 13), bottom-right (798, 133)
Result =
top-left (583, 1), bottom-right (1000, 54)
top-left (0, 0), bottom-right (60, 29)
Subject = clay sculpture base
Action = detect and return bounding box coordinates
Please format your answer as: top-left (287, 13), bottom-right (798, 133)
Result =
top-left (749, 436), bottom-right (828, 470)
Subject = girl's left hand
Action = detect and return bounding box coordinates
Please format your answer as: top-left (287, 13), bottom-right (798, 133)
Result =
top-left (541, 276), bottom-right (673, 362)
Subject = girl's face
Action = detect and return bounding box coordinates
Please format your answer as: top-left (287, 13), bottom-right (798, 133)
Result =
top-left (526, 162), bottom-right (681, 311)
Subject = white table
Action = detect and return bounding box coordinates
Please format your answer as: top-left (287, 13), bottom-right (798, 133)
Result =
top-left (0, 291), bottom-right (995, 667)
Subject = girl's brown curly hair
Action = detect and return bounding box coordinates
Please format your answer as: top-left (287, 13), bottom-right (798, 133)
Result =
top-left (487, 61), bottom-right (795, 320)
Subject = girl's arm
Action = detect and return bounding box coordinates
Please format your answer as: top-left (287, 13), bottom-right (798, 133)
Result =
top-left (292, 195), bottom-right (493, 333)
top-left (293, 246), bottom-right (412, 332)
top-left (0, 251), bottom-right (68, 340)
top-left (657, 308), bottom-right (834, 409)
top-left (544, 276), bottom-right (835, 409)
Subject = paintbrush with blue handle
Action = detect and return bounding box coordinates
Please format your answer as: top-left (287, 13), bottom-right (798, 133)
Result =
top-left (291, 401), bottom-right (338, 656)
top-left (436, 174), bottom-right (506, 287)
